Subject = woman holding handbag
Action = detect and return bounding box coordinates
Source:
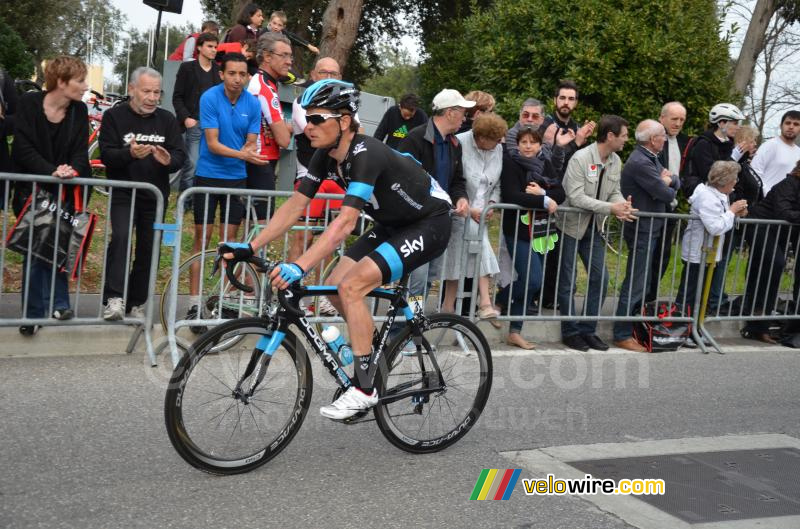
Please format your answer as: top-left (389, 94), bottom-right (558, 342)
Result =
top-left (11, 56), bottom-right (90, 335)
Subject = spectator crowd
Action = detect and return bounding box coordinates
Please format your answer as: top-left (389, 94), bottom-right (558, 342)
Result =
top-left (2, 2), bottom-right (800, 352)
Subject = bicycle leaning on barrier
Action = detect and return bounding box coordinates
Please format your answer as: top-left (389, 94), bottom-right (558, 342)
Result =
top-left (163, 249), bottom-right (493, 475)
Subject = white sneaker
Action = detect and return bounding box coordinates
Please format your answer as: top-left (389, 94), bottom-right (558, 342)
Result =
top-left (320, 386), bottom-right (378, 420)
top-left (103, 297), bottom-right (125, 321)
top-left (317, 296), bottom-right (338, 316)
top-left (129, 305), bottom-right (146, 319)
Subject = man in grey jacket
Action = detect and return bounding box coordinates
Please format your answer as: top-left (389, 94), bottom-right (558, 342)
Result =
top-left (557, 115), bottom-right (636, 351)
top-left (613, 120), bottom-right (680, 351)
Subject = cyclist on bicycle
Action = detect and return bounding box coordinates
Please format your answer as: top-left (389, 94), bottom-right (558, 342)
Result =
top-left (222, 79), bottom-right (453, 419)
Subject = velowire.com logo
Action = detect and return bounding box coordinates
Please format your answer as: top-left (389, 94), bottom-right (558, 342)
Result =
top-left (470, 469), bottom-right (522, 500)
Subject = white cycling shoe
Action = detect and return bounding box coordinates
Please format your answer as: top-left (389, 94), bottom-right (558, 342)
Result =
top-left (320, 386), bottom-right (378, 420)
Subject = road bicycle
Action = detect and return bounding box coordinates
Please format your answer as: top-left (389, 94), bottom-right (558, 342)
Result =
top-left (164, 253), bottom-right (493, 475)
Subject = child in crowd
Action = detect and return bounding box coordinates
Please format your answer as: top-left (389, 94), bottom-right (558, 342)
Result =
top-left (266, 10), bottom-right (319, 84)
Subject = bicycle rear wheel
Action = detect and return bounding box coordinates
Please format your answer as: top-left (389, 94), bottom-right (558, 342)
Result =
top-left (374, 313), bottom-right (492, 453)
top-left (164, 319), bottom-right (312, 475)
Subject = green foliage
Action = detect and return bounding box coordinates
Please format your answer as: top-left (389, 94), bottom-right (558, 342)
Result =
top-left (0, 0), bottom-right (125, 77)
top-left (420, 0), bottom-right (734, 137)
top-left (361, 45), bottom-right (420, 101)
top-left (0, 19), bottom-right (35, 79)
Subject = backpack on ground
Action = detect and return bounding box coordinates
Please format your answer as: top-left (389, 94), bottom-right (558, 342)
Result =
top-left (633, 301), bottom-right (691, 352)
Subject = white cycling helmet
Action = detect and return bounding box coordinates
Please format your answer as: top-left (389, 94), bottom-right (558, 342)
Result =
top-left (709, 103), bottom-right (745, 124)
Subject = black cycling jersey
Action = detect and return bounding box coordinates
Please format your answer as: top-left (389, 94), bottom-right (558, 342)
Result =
top-left (297, 134), bottom-right (451, 227)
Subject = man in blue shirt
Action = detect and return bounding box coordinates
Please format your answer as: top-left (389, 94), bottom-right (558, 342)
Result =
top-left (188, 52), bottom-right (267, 328)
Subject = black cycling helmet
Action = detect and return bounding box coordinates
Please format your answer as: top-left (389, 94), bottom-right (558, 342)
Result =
top-left (299, 79), bottom-right (360, 113)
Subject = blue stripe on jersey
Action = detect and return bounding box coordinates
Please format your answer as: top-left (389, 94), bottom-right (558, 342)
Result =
top-left (390, 148), bottom-right (424, 167)
top-left (346, 181), bottom-right (374, 201)
top-left (375, 242), bottom-right (403, 282)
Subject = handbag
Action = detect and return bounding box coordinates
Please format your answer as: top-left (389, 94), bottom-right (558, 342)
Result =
top-left (633, 301), bottom-right (692, 352)
top-left (5, 185), bottom-right (96, 279)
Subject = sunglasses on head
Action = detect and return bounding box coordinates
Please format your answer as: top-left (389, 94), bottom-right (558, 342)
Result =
top-left (306, 113), bottom-right (342, 125)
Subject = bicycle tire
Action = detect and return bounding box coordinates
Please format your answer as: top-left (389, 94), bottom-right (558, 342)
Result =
top-left (160, 251), bottom-right (261, 342)
top-left (373, 313), bottom-right (492, 453)
top-left (164, 319), bottom-right (312, 475)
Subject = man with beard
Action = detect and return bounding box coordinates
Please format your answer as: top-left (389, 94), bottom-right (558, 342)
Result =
top-left (541, 80), bottom-right (596, 174)
top-left (750, 110), bottom-right (800, 195)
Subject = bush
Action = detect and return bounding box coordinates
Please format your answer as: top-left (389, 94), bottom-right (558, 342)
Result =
top-left (419, 0), bottom-right (734, 137)
top-left (0, 19), bottom-right (35, 80)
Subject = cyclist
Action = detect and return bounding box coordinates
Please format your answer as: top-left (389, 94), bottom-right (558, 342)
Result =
top-left (221, 79), bottom-right (453, 419)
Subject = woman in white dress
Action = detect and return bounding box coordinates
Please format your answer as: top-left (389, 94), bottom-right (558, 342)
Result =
top-left (441, 112), bottom-right (507, 318)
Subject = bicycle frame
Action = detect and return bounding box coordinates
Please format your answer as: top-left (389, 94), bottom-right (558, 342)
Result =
top-left (243, 281), bottom-right (446, 407)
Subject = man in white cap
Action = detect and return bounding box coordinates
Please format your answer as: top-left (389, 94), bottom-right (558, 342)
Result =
top-left (395, 89), bottom-right (472, 335)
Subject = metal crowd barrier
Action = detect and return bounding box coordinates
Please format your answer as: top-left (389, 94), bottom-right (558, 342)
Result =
top-left (159, 187), bottom-right (800, 364)
top-left (0, 172), bottom-right (165, 364)
top-left (699, 216), bottom-right (800, 351)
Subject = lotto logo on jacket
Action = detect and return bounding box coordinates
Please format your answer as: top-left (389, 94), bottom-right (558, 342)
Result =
top-left (122, 132), bottom-right (166, 144)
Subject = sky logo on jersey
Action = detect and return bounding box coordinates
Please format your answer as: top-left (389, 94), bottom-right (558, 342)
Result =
top-left (399, 236), bottom-right (424, 257)
top-left (470, 469), bottom-right (522, 500)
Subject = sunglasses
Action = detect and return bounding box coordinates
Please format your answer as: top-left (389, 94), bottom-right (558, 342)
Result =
top-left (306, 113), bottom-right (342, 126)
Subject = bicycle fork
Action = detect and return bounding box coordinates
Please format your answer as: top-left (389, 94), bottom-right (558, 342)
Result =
top-left (234, 329), bottom-right (285, 404)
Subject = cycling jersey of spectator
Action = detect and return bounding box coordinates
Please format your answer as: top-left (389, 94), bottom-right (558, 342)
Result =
top-left (441, 112), bottom-right (507, 321)
top-left (557, 115), bottom-right (636, 352)
top-left (750, 110), bottom-right (800, 195)
top-left (172, 32), bottom-right (221, 204)
top-left (245, 32), bottom-right (293, 220)
top-left (169, 20), bottom-right (220, 62)
top-left (373, 93), bottom-right (428, 150)
top-left (613, 119), bottom-right (680, 352)
top-left (456, 90), bottom-right (496, 134)
top-left (497, 127), bottom-right (564, 349)
top-left (99, 67), bottom-right (185, 321)
top-left (187, 53), bottom-right (265, 329)
top-left (675, 161), bottom-right (747, 323)
top-left (11, 56), bottom-right (90, 336)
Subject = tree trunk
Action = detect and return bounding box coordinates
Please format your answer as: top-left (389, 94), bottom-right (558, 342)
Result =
top-left (733, 0), bottom-right (779, 95)
top-left (318, 0), bottom-right (365, 71)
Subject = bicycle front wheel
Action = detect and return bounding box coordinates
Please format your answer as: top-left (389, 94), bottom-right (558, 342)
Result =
top-left (374, 313), bottom-right (492, 453)
top-left (164, 319), bottom-right (312, 475)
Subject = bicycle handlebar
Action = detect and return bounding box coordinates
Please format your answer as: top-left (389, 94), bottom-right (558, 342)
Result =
top-left (211, 253), bottom-right (305, 318)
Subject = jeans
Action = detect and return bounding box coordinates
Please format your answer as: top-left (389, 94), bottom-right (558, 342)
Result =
top-left (613, 233), bottom-right (658, 341)
top-left (675, 260), bottom-right (704, 314)
top-left (178, 124), bottom-right (202, 192)
top-left (558, 229), bottom-right (609, 337)
top-left (103, 195), bottom-right (160, 308)
top-left (407, 253), bottom-right (444, 301)
top-left (496, 234), bottom-right (543, 334)
top-left (646, 219), bottom-right (676, 302)
top-left (21, 256), bottom-right (70, 318)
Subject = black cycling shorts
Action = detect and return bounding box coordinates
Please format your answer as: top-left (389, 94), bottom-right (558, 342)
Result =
top-left (193, 176), bottom-right (246, 226)
top-left (345, 210), bottom-right (451, 284)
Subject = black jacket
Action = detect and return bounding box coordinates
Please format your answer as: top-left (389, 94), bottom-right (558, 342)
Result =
top-left (11, 91), bottom-right (90, 211)
top-left (749, 175), bottom-right (800, 247)
top-left (540, 114), bottom-right (579, 175)
top-left (681, 129), bottom-right (734, 197)
top-left (500, 152), bottom-right (565, 240)
top-left (374, 106), bottom-right (428, 150)
top-left (99, 104), bottom-right (185, 201)
top-left (399, 119), bottom-right (468, 205)
top-left (172, 59), bottom-right (220, 130)
top-left (0, 69), bottom-right (18, 173)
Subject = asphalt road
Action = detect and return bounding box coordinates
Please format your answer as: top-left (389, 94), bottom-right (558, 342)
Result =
top-left (2, 347), bottom-right (799, 529)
